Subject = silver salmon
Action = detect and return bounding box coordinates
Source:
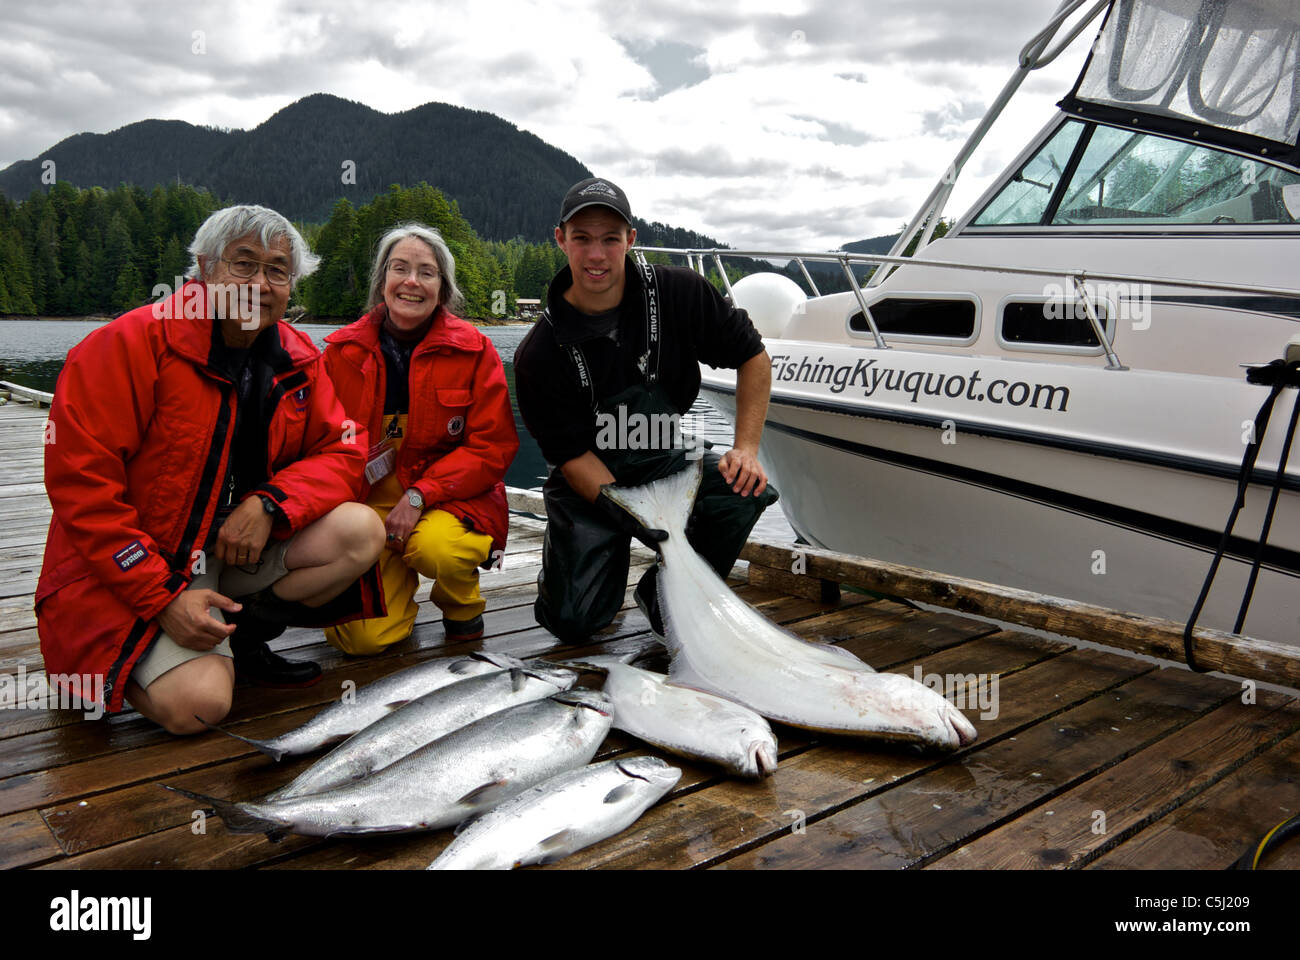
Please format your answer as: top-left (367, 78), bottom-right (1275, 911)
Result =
top-left (265, 664), bottom-right (578, 801)
top-left (166, 689), bottom-right (614, 838)
top-left (427, 756), bottom-right (681, 870)
top-left (602, 462), bottom-right (978, 749)
top-left (211, 651), bottom-right (526, 760)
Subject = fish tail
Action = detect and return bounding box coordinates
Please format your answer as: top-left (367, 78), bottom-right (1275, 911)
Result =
top-left (601, 459), bottom-right (702, 538)
top-left (199, 718), bottom-right (288, 762)
top-left (160, 783), bottom-right (286, 837)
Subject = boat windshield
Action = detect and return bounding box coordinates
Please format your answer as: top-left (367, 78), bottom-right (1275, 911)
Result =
top-left (972, 118), bottom-right (1300, 226)
top-left (1065, 0), bottom-right (1300, 163)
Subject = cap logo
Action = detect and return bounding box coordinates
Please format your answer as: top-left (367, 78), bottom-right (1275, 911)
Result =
top-left (580, 181), bottom-right (619, 198)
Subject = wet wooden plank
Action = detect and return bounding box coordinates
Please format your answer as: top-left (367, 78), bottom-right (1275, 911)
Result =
top-left (0, 809), bottom-right (62, 868)
top-left (716, 667), bottom-right (1238, 870)
top-left (1088, 728), bottom-right (1300, 870)
top-left (927, 690), bottom-right (1300, 869)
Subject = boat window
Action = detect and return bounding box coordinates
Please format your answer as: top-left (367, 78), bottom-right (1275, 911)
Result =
top-left (849, 297), bottom-right (976, 339)
top-left (1051, 125), bottom-right (1300, 225)
top-left (1001, 299), bottom-right (1111, 348)
top-left (971, 121), bottom-right (1087, 226)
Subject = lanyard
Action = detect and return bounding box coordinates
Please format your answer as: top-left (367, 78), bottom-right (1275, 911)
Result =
top-left (546, 260), bottom-right (661, 412)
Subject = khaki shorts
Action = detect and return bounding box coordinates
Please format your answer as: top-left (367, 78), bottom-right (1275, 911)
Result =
top-left (133, 536), bottom-right (295, 689)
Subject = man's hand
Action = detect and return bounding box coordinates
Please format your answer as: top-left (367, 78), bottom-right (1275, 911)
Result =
top-left (157, 589), bottom-right (241, 651)
top-left (718, 446), bottom-right (768, 497)
top-left (216, 496), bottom-right (274, 566)
top-left (385, 497), bottom-right (422, 553)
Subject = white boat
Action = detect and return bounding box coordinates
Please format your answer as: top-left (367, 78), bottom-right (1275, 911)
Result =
top-left (644, 0), bottom-right (1300, 648)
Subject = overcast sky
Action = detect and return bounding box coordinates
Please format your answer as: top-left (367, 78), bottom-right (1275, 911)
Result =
top-left (0, 0), bottom-right (1099, 249)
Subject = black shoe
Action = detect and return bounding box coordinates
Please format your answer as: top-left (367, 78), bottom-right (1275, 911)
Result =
top-left (228, 606), bottom-right (321, 688)
top-left (634, 571), bottom-right (665, 641)
top-left (230, 637), bottom-right (322, 688)
top-left (444, 614), bottom-right (484, 641)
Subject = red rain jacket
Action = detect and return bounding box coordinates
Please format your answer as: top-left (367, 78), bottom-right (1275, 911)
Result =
top-left (323, 304), bottom-right (517, 554)
top-left (36, 281), bottom-right (383, 712)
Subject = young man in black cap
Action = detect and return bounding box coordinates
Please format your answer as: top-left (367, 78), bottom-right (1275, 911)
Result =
top-left (514, 177), bottom-right (778, 641)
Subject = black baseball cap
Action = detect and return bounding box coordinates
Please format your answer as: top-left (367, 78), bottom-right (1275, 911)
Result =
top-left (559, 178), bottom-right (633, 225)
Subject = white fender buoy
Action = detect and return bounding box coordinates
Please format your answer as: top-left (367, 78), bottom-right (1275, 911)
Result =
top-left (730, 272), bottom-right (807, 340)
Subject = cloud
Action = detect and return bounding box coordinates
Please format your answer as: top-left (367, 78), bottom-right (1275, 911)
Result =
top-left (0, 0), bottom-right (1096, 247)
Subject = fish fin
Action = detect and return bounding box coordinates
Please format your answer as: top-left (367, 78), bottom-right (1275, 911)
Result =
top-left (604, 636), bottom-right (666, 664)
top-left (600, 460), bottom-right (702, 541)
top-left (383, 699), bottom-right (412, 712)
top-left (808, 640), bottom-right (874, 670)
top-left (538, 829), bottom-right (579, 859)
top-left (449, 659), bottom-right (480, 675)
top-left (456, 779), bottom-right (512, 808)
top-left (453, 813), bottom-right (485, 837)
top-left (549, 654), bottom-right (625, 673)
top-left (509, 667), bottom-right (526, 692)
top-left (160, 783), bottom-right (284, 837)
top-left (198, 719), bottom-right (288, 763)
top-left (603, 783), bottom-right (637, 804)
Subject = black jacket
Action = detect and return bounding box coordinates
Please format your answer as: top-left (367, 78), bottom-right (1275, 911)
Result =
top-left (514, 257), bottom-right (764, 466)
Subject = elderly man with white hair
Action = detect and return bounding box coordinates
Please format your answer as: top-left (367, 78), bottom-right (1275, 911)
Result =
top-left (37, 204), bottom-right (386, 735)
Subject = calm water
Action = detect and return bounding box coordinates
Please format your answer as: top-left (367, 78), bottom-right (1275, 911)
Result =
top-left (1, 319), bottom-right (796, 541)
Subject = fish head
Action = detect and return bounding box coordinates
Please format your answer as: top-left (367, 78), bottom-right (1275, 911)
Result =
top-left (471, 651), bottom-right (526, 671)
top-left (746, 738), bottom-right (779, 778)
top-left (615, 757), bottom-right (683, 793)
top-left (552, 687), bottom-right (614, 719)
top-left (873, 673), bottom-right (978, 750)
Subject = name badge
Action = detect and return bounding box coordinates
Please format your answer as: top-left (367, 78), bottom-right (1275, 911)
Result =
top-left (365, 440), bottom-right (396, 485)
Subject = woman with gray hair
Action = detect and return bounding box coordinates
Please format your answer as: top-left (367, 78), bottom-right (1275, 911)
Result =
top-left (323, 223), bottom-right (518, 651)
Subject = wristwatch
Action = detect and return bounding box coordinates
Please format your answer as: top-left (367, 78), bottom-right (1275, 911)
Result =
top-left (405, 488), bottom-right (424, 510)
top-left (256, 494), bottom-right (279, 515)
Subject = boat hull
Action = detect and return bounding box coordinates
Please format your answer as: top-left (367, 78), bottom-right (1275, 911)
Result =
top-left (702, 346), bottom-right (1300, 647)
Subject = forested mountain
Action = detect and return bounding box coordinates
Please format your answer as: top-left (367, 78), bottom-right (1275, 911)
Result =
top-left (0, 179), bottom-right (740, 320)
top-left (0, 94), bottom-right (594, 242)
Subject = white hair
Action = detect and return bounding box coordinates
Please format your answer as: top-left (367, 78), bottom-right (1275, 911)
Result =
top-left (367, 222), bottom-right (464, 313)
top-left (187, 204), bottom-right (320, 288)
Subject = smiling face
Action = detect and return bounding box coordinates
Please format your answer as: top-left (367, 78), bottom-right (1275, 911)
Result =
top-left (555, 208), bottom-right (636, 314)
top-left (382, 236), bottom-right (442, 337)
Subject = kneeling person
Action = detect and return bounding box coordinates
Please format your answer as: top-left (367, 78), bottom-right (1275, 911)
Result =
top-left (323, 223), bottom-right (518, 654)
top-left (37, 205), bottom-right (387, 735)
top-left (514, 178), bottom-right (778, 641)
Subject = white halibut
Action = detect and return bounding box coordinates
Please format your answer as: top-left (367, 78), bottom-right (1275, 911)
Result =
top-left (559, 655), bottom-right (778, 778)
top-left (603, 462), bottom-right (978, 750)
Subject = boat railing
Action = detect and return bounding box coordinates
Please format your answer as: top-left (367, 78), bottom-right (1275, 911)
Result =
top-left (634, 245), bottom-right (1300, 372)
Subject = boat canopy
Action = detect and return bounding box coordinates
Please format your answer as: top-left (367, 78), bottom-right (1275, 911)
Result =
top-left (1061, 0), bottom-right (1300, 165)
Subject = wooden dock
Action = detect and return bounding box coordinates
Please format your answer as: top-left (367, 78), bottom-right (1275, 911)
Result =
top-left (1, 396), bottom-right (1297, 872)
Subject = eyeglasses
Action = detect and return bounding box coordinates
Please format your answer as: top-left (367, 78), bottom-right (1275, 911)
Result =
top-left (386, 260), bottom-right (440, 283)
top-left (221, 257), bottom-right (292, 286)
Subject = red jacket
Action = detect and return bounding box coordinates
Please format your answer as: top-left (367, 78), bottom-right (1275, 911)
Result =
top-left (324, 305), bottom-right (517, 554)
top-left (36, 281), bottom-right (384, 712)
